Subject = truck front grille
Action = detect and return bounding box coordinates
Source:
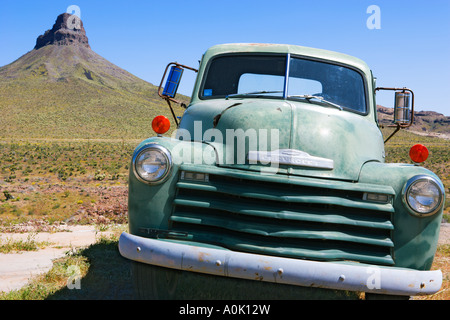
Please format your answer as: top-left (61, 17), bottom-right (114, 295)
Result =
top-left (170, 164), bottom-right (395, 266)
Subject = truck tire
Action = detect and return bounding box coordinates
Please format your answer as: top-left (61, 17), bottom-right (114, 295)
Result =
top-left (131, 261), bottom-right (180, 299)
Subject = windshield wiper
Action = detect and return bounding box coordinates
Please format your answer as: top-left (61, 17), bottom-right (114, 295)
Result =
top-left (288, 94), bottom-right (343, 111)
top-left (225, 90), bottom-right (283, 99)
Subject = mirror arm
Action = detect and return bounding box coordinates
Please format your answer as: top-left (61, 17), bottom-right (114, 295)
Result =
top-left (375, 87), bottom-right (414, 144)
top-left (383, 123), bottom-right (401, 143)
top-left (165, 98), bottom-right (179, 127)
top-left (158, 62), bottom-right (198, 127)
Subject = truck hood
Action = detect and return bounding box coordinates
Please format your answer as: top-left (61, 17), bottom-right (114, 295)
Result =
top-left (178, 99), bottom-right (384, 181)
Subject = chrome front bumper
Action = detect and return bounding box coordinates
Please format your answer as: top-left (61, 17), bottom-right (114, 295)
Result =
top-left (119, 232), bottom-right (442, 296)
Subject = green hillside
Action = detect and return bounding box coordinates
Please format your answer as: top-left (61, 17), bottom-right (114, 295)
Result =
top-left (0, 44), bottom-right (186, 140)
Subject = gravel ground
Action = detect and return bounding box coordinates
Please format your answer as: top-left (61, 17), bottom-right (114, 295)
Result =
top-left (0, 225), bottom-right (114, 292)
top-left (439, 222), bottom-right (450, 245)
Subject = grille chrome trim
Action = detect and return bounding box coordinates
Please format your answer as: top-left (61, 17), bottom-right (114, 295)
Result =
top-left (171, 165), bottom-right (395, 266)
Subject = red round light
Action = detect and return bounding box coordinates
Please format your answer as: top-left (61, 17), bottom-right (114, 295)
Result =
top-left (152, 115), bottom-right (170, 134)
top-left (409, 144), bottom-right (429, 163)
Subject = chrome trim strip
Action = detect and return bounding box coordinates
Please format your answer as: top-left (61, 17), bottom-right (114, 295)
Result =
top-left (248, 149), bottom-right (334, 169)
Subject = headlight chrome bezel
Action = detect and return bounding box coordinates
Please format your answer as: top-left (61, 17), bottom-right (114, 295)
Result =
top-left (132, 144), bottom-right (172, 184)
top-left (402, 175), bottom-right (444, 217)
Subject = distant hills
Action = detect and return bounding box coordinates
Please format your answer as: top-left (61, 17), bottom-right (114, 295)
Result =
top-left (0, 13), bottom-right (186, 140)
top-left (377, 106), bottom-right (450, 139)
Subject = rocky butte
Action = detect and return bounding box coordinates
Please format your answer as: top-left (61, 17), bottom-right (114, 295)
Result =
top-left (34, 12), bottom-right (90, 49)
top-left (0, 12), bottom-right (185, 140)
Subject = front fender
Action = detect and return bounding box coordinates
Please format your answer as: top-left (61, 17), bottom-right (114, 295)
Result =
top-left (128, 136), bottom-right (217, 236)
top-left (359, 162), bottom-right (444, 270)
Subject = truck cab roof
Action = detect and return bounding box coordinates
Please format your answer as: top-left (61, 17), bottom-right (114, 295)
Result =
top-left (202, 43), bottom-right (372, 77)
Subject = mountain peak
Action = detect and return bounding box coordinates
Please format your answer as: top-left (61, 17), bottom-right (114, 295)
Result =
top-left (34, 13), bottom-right (90, 50)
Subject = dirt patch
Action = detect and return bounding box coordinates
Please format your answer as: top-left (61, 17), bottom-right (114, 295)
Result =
top-left (0, 181), bottom-right (128, 293)
top-left (439, 223), bottom-right (450, 245)
top-left (0, 184), bottom-right (128, 232)
top-left (0, 225), bottom-right (115, 292)
top-left (409, 130), bottom-right (450, 140)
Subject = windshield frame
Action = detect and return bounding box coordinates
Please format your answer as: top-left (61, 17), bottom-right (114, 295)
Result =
top-left (198, 52), bottom-right (369, 115)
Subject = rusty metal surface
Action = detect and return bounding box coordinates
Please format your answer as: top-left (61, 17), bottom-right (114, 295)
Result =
top-left (119, 232), bottom-right (442, 296)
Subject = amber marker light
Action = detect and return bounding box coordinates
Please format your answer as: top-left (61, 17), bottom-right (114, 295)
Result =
top-left (152, 115), bottom-right (170, 134)
top-left (409, 144), bottom-right (429, 163)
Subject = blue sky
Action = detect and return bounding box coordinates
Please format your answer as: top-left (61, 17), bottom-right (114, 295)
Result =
top-left (1, 0), bottom-right (449, 115)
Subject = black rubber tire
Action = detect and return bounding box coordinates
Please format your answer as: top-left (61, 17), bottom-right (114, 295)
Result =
top-left (131, 262), bottom-right (180, 300)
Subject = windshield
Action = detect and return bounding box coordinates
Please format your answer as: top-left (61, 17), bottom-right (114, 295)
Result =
top-left (200, 54), bottom-right (367, 113)
top-left (202, 55), bottom-right (286, 98)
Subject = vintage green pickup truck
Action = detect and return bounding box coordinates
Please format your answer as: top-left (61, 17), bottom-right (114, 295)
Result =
top-left (119, 43), bottom-right (444, 299)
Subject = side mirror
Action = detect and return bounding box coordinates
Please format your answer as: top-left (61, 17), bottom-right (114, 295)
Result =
top-left (394, 90), bottom-right (412, 125)
top-left (375, 87), bottom-right (415, 143)
top-left (162, 65), bottom-right (184, 98)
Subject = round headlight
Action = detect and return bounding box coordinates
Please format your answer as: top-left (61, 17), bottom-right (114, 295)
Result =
top-left (133, 144), bottom-right (172, 184)
top-left (402, 175), bottom-right (444, 217)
